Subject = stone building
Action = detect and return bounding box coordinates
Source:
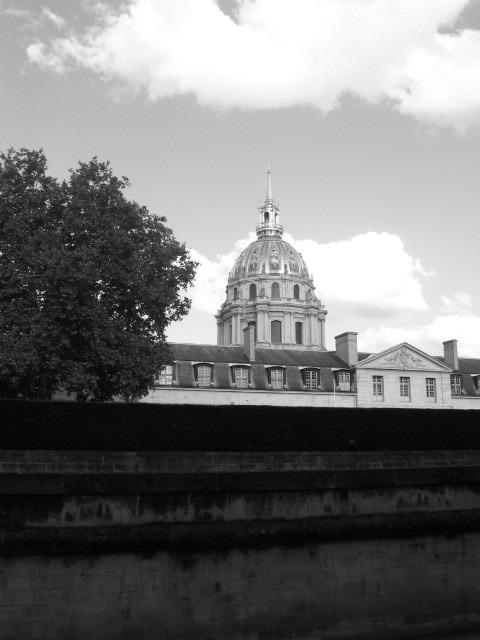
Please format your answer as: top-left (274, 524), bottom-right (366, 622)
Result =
top-left (145, 170), bottom-right (480, 409)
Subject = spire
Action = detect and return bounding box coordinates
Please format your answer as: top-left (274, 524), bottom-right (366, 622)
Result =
top-left (266, 161), bottom-right (272, 201)
top-left (256, 162), bottom-right (283, 238)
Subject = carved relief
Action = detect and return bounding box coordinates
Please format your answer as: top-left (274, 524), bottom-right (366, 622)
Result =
top-left (269, 246), bottom-right (280, 269)
top-left (248, 247), bottom-right (259, 271)
top-left (377, 347), bottom-right (428, 369)
top-left (289, 251), bottom-right (299, 272)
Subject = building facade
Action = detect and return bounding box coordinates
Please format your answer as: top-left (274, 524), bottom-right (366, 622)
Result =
top-left (146, 170), bottom-right (480, 409)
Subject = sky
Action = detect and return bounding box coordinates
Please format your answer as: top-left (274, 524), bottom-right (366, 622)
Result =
top-left (1, 0), bottom-right (480, 357)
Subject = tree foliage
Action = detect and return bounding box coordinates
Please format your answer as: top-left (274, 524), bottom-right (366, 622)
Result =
top-left (0, 148), bottom-right (196, 401)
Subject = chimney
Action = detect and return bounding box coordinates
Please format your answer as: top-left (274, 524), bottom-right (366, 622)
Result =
top-left (335, 332), bottom-right (358, 366)
top-left (443, 339), bottom-right (459, 370)
top-left (243, 323), bottom-right (256, 362)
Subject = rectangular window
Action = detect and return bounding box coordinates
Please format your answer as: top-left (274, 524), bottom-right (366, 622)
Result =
top-left (450, 374), bottom-right (462, 395)
top-left (233, 367), bottom-right (249, 388)
top-left (399, 376), bottom-right (410, 401)
top-left (270, 368), bottom-right (284, 389)
top-left (295, 322), bottom-right (303, 345)
top-left (197, 365), bottom-right (212, 387)
top-left (338, 372), bottom-right (350, 392)
top-left (157, 365), bottom-right (174, 385)
top-left (304, 369), bottom-right (318, 390)
top-left (271, 320), bottom-right (282, 344)
top-left (372, 375), bottom-right (383, 400)
top-left (425, 377), bottom-right (436, 402)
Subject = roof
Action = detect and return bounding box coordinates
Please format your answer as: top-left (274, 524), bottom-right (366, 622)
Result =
top-left (169, 343), bottom-right (348, 368)
top-left (434, 357), bottom-right (480, 375)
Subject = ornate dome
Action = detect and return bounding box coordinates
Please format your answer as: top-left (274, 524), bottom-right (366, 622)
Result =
top-left (230, 237), bottom-right (310, 281)
top-left (216, 165), bottom-right (327, 350)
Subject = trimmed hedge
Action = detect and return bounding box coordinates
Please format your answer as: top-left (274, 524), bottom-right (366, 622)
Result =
top-left (1, 399), bottom-right (480, 451)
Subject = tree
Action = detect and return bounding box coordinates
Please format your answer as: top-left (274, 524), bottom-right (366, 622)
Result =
top-left (0, 148), bottom-right (196, 401)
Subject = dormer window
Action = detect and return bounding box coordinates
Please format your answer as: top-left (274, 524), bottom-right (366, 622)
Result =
top-left (231, 366), bottom-right (249, 388)
top-left (194, 364), bottom-right (213, 387)
top-left (302, 369), bottom-right (319, 390)
top-left (156, 365), bottom-right (174, 386)
top-left (267, 367), bottom-right (285, 389)
top-left (337, 371), bottom-right (351, 392)
top-left (451, 374), bottom-right (462, 395)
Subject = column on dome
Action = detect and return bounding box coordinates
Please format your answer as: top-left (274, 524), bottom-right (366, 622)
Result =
top-left (257, 306), bottom-right (267, 342)
top-left (319, 314), bottom-right (326, 349)
top-left (217, 319), bottom-right (224, 345)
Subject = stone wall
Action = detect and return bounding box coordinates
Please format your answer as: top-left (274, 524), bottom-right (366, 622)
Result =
top-left (2, 532), bottom-right (480, 640)
top-left (2, 448), bottom-right (480, 638)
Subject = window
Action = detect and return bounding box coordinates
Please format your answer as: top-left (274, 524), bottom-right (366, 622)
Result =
top-left (196, 364), bottom-right (213, 387)
top-left (425, 377), bottom-right (436, 402)
top-left (293, 284), bottom-right (300, 300)
top-left (233, 287), bottom-right (238, 300)
top-left (303, 369), bottom-right (318, 390)
top-left (249, 284), bottom-right (257, 300)
top-left (372, 375), bottom-right (383, 400)
top-left (157, 365), bottom-right (173, 385)
top-left (338, 372), bottom-right (350, 392)
top-left (295, 322), bottom-right (303, 345)
top-left (271, 320), bottom-right (282, 344)
top-left (450, 375), bottom-right (462, 395)
top-left (399, 376), bottom-right (410, 401)
top-left (269, 368), bottom-right (284, 389)
top-left (232, 366), bottom-right (249, 388)
top-left (271, 282), bottom-right (280, 298)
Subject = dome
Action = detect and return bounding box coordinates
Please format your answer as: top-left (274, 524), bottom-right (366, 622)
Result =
top-left (230, 236), bottom-right (309, 281)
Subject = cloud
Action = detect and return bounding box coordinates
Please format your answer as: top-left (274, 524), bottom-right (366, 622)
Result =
top-left (440, 291), bottom-right (474, 314)
top-left (25, 0), bottom-right (480, 130)
top-left (361, 314), bottom-right (480, 358)
top-left (42, 8), bottom-right (65, 29)
top-left (188, 231), bottom-right (432, 319)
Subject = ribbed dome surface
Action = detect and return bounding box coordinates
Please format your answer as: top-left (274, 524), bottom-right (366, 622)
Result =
top-left (230, 236), bottom-right (308, 280)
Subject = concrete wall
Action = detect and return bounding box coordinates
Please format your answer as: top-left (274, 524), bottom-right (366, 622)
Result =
top-left (3, 449), bottom-right (480, 638)
top-left (143, 387), bottom-right (357, 407)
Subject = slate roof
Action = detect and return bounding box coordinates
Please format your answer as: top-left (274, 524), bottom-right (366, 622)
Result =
top-left (169, 343), bottom-right (348, 368)
top-left (434, 357), bottom-right (480, 375)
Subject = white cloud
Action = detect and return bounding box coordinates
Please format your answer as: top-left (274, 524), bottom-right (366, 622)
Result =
top-left (361, 314), bottom-right (480, 357)
top-left (188, 231), bottom-right (432, 318)
top-left (42, 8), bottom-right (65, 29)
top-left (26, 0), bottom-right (480, 130)
top-left (440, 291), bottom-right (473, 314)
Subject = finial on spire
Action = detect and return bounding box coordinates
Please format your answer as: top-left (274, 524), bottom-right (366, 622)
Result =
top-left (266, 161), bottom-right (272, 201)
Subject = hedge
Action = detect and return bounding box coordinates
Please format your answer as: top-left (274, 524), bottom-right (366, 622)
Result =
top-left (1, 399), bottom-right (479, 451)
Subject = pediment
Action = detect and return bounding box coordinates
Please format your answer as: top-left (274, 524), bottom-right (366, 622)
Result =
top-left (356, 343), bottom-right (451, 372)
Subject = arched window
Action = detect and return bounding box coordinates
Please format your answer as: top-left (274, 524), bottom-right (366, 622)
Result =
top-left (293, 284), bottom-right (300, 299)
top-left (233, 287), bottom-right (238, 300)
top-left (271, 282), bottom-right (280, 298)
top-left (264, 211), bottom-right (269, 222)
top-left (271, 320), bottom-right (282, 344)
top-left (249, 284), bottom-right (257, 300)
top-left (295, 322), bottom-right (303, 345)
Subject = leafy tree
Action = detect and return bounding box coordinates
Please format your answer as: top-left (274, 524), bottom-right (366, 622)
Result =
top-left (0, 148), bottom-right (196, 401)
